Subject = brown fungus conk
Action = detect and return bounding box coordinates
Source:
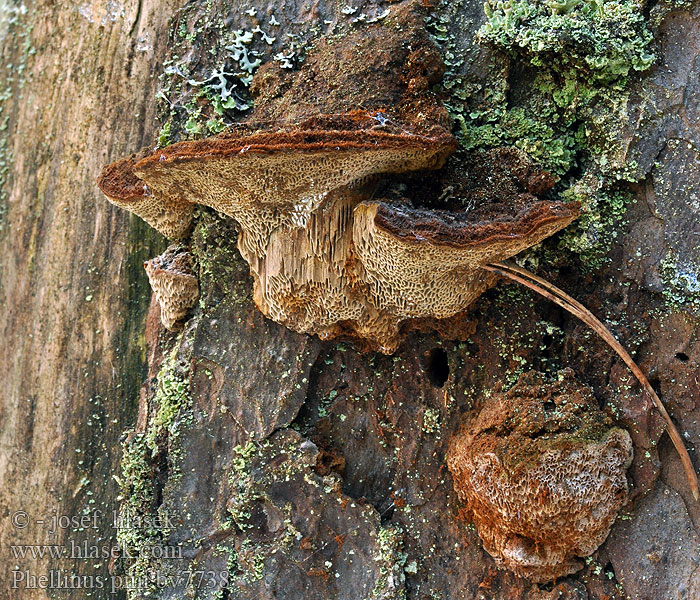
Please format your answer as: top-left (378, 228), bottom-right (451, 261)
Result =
top-left (447, 370), bottom-right (633, 582)
top-left (131, 112), bottom-right (457, 256)
top-left (144, 245), bottom-right (199, 331)
top-left (98, 117), bottom-right (578, 351)
top-left (98, 119), bottom-right (578, 352)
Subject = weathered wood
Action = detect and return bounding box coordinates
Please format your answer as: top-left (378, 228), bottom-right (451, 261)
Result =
top-left (0, 1), bottom-right (178, 597)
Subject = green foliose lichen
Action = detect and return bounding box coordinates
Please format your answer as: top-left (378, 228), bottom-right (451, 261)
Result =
top-left (556, 184), bottom-right (632, 269)
top-left (431, 0), bottom-right (655, 269)
top-left (480, 0), bottom-right (654, 81)
top-left (153, 3), bottom-right (288, 144)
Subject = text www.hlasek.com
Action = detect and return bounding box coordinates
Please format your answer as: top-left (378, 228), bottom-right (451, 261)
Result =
top-left (11, 539), bottom-right (182, 561)
top-left (11, 540), bottom-right (227, 592)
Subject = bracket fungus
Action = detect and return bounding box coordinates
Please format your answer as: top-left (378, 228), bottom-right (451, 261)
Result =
top-left (144, 245), bottom-right (199, 331)
top-left (447, 370), bottom-right (633, 582)
top-left (98, 117), bottom-right (580, 352)
top-left (96, 0), bottom-right (581, 351)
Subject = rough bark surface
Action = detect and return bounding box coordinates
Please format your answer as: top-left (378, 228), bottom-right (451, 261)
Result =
top-left (0, 1), bottom-right (699, 600)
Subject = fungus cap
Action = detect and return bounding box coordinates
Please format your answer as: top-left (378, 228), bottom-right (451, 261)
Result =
top-left (99, 117), bottom-right (580, 353)
top-left (99, 111), bottom-right (455, 251)
top-left (352, 198), bottom-right (579, 320)
top-left (97, 151), bottom-right (194, 239)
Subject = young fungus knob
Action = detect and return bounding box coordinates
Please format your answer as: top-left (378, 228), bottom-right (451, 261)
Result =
top-left (97, 150), bottom-right (194, 239)
top-left (144, 245), bottom-right (199, 331)
top-left (447, 370), bottom-right (633, 582)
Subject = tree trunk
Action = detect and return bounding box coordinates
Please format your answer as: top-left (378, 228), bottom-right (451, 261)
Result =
top-left (1, 1), bottom-right (699, 599)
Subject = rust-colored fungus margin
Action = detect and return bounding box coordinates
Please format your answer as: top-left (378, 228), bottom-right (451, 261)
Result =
top-left (447, 370), bottom-right (633, 582)
top-left (144, 245), bottom-right (199, 331)
top-left (97, 149), bottom-right (194, 239)
top-left (97, 112), bottom-right (579, 352)
top-left (131, 112), bottom-right (456, 256)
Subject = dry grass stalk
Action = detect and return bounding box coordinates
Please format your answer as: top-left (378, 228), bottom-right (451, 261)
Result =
top-left (482, 261), bottom-right (699, 502)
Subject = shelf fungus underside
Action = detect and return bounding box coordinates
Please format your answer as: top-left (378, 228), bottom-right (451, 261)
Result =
top-left (98, 113), bottom-right (578, 352)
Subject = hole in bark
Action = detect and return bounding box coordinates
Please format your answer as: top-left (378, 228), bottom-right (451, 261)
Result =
top-left (539, 333), bottom-right (554, 362)
top-left (424, 348), bottom-right (449, 387)
top-left (558, 264), bottom-right (573, 277)
top-left (380, 504), bottom-right (395, 525)
top-left (154, 458), bottom-right (168, 509)
top-left (649, 376), bottom-right (662, 396)
top-left (675, 352), bottom-right (689, 363)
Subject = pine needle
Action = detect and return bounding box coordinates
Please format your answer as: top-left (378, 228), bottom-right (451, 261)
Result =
top-left (482, 261), bottom-right (699, 502)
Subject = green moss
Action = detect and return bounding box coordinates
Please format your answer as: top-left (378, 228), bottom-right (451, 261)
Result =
top-left (190, 207), bottom-right (251, 309)
top-left (145, 349), bottom-right (192, 456)
top-left (115, 433), bottom-right (164, 598)
top-left (115, 336), bottom-right (192, 598)
top-left (556, 186), bottom-right (632, 269)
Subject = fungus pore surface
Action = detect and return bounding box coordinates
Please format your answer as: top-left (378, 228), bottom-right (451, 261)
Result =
top-left (447, 370), bottom-right (633, 582)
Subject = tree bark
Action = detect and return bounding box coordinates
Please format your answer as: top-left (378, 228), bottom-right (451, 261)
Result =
top-left (0, 1), bottom-right (177, 597)
top-left (1, 1), bottom-right (699, 599)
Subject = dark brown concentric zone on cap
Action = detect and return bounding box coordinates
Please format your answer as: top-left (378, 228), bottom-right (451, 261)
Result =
top-left (372, 200), bottom-right (580, 248)
top-left (133, 111), bottom-right (457, 169)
